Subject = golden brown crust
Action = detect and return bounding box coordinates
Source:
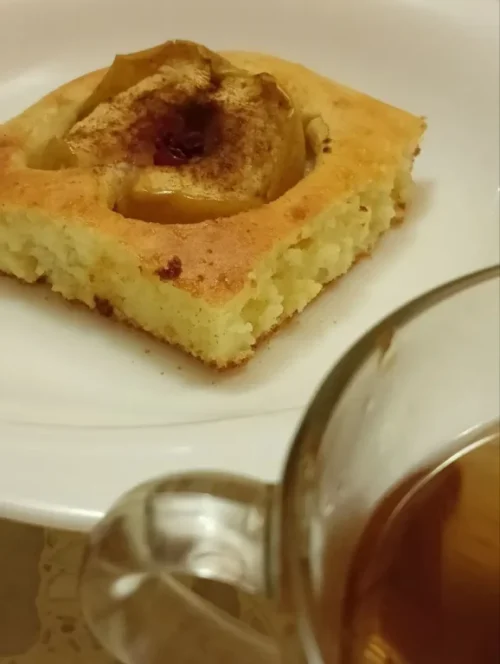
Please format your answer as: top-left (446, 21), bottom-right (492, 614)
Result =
top-left (0, 49), bottom-right (425, 305)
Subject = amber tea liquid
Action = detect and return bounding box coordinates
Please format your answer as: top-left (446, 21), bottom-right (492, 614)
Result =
top-left (339, 425), bottom-right (500, 664)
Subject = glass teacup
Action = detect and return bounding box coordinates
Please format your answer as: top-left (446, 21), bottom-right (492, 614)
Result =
top-left (81, 266), bottom-right (499, 663)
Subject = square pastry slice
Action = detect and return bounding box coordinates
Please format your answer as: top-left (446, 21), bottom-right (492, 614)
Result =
top-left (0, 41), bottom-right (425, 368)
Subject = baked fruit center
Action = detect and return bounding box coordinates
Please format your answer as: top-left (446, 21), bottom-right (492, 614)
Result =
top-left (45, 41), bottom-right (307, 224)
top-left (150, 100), bottom-right (218, 166)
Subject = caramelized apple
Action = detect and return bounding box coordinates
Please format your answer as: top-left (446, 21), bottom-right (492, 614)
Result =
top-left (116, 188), bottom-right (263, 225)
top-left (55, 41), bottom-right (306, 224)
top-left (77, 41), bottom-right (234, 122)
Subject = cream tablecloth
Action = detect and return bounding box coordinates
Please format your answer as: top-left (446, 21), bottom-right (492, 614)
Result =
top-left (0, 519), bottom-right (284, 663)
top-left (0, 520), bottom-right (115, 663)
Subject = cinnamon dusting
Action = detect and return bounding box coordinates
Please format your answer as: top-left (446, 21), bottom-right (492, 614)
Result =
top-left (129, 96), bottom-right (221, 167)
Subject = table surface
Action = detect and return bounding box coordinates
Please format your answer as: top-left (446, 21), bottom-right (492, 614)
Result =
top-left (0, 519), bottom-right (282, 663)
top-left (0, 519), bottom-right (115, 663)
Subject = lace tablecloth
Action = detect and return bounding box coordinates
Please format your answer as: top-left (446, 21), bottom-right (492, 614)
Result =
top-left (0, 519), bottom-right (284, 663)
top-left (0, 520), bottom-right (115, 663)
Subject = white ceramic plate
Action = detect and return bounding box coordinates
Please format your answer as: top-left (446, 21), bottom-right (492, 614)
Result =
top-left (0, 0), bottom-right (498, 530)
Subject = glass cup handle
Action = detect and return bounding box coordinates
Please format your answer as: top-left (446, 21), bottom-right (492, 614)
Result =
top-left (80, 472), bottom-right (286, 664)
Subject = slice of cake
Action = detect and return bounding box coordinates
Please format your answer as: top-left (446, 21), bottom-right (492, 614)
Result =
top-left (0, 40), bottom-right (425, 368)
